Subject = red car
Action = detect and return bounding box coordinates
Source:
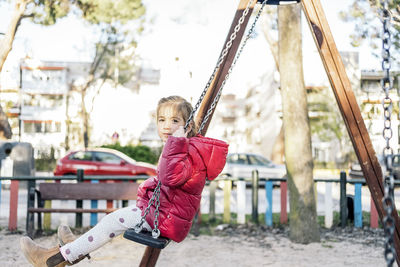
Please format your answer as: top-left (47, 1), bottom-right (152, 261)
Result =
top-left (54, 148), bottom-right (157, 176)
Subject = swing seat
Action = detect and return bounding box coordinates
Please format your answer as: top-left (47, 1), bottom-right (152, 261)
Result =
top-left (123, 228), bottom-right (170, 249)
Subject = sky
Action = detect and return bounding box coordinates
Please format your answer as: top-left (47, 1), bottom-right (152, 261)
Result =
top-left (0, 0), bottom-right (382, 69)
top-left (0, 0), bottom-right (387, 143)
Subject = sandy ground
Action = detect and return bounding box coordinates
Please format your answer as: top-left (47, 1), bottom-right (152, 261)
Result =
top-left (0, 225), bottom-right (391, 267)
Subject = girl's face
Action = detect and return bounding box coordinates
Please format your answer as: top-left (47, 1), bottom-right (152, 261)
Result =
top-left (157, 104), bottom-right (185, 142)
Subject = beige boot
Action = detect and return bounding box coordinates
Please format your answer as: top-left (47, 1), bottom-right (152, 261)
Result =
top-left (57, 225), bottom-right (76, 246)
top-left (57, 225), bottom-right (90, 264)
top-left (20, 236), bottom-right (67, 267)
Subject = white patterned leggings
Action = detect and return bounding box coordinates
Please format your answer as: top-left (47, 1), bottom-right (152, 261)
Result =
top-left (59, 204), bottom-right (151, 263)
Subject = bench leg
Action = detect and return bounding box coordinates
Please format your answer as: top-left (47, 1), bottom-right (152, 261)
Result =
top-left (139, 247), bottom-right (161, 267)
top-left (37, 212), bottom-right (42, 236)
top-left (26, 181), bottom-right (36, 238)
top-left (26, 212), bottom-right (34, 238)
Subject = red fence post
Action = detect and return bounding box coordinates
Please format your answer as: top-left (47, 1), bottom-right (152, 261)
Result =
top-left (280, 181), bottom-right (288, 224)
top-left (8, 180), bottom-right (19, 231)
top-left (370, 196), bottom-right (379, 228)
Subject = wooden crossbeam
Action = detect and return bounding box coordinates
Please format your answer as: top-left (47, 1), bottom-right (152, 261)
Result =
top-left (302, 0), bottom-right (400, 264)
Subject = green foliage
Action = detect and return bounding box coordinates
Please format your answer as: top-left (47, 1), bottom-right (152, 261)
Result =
top-left (28, 0), bottom-right (70, 25)
top-left (339, 0), bottom-right (400, 67)
top-left (27, 0), bottom-right (145, 26)
top-left (101, 143), bottom-right (159, 164)
top-left (307, 87), bottom-right (355, 166)
top-left (35, 147), bottom-right (57, 171)
top-left (75, 0), bottom-right (145, 24)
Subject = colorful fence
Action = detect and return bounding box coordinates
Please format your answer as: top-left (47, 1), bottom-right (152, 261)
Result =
top-left (0, 170), bottom-right (389, 232)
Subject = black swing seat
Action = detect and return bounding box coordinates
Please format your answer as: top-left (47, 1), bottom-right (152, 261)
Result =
top-left (123, 228), bottom-right (170, 249)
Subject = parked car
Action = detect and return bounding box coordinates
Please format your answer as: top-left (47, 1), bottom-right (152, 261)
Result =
top-left (348, 154), bottom-right (400, 179)
top-left (220, 153), bottom-right (286, 183)
top-left (54, 148), bottom-right (157, 176)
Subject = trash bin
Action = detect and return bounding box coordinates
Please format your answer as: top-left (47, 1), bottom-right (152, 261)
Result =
top-left (0, 142), bottom-right (34, 189)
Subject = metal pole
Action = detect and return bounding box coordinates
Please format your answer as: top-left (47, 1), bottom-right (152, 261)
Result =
top-left (19, 63), bottom-right (22, 141)
top-left (340, 171), bottom-right (347, 227)
top-left (26, 180), bottom-right (36, 237)
top-left (209, 180), bottom-right (217, 222)
top-left (251, 170), bottom-right (259, 224)
top-left (76, 169), bottom-right (84, 227)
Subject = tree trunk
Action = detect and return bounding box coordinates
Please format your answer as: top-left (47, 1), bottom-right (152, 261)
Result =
top-left (261, 10), bottom-right (284, 164)
top-left (0, 0), bottom-right (30, 72)
top-left (81, 89), bottom-right (89, 148)
top-left (271, 126), bottom-right (284, 164)
top-left (278, 4), bottom-right (319, 243)
top-left (0, 0), bottom-right (31, 140)
top-left (64, 87), bottom-right (71, 151)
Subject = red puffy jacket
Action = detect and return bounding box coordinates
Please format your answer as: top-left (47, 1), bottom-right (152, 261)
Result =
top-left (136, 134), bottom-right (228, 242)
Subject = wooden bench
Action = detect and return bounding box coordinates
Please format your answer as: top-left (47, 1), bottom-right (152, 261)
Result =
top-left (26, 182), bottom-right (139, 237)
top-left (26, 182), bottom-right (165, 266)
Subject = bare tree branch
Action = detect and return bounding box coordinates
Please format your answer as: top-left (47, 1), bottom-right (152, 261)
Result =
top-left (0, 0), bottom-right (32, 72)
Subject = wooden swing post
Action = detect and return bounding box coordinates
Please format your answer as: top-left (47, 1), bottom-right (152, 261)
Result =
top-left (301, 0), bottom-right (400, 264)
top-left (195, 0), bottom-right (257, 135)
top-left (139, 1), bottom-right (256, 266)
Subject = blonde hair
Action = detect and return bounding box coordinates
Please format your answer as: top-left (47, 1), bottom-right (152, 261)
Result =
top-left (156, 96), bottom-right (197, 138)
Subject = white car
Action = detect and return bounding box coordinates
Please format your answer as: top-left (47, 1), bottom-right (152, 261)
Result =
top-left (221, 153), bottom-right (286, 181)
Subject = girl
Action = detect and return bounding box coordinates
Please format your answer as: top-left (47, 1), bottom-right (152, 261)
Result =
top-left (20, 95), bottom-right (229, 267)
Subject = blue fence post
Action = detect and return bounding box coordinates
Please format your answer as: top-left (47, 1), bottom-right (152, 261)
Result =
top-left (90, 179), bottom-right (99, 226)
top-left (265, 180), bottom-right (273, 227)
top-left (354, 183), bottom-right (362, 228)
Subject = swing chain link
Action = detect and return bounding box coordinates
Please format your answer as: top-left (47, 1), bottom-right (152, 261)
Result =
top-left (138, 0), bottom-right (267, 240)
top-left (380, 0), bottom-right (396, 265)
top-left (137, 0), bottom-right (258, 240)
top-left (134, 180), bottom-right (162, 238)
top-left (152, 181), bottom-right (162, 238)
top-left (198, 0), bottom-right (268, 132)
top-left (184, 0), bottom-right (255, 132)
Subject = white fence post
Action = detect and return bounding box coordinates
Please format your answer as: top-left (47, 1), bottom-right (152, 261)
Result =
top-left (325, 182), bottom-right (333, 228)
top-left (237, 180), bottom-right (246, 224)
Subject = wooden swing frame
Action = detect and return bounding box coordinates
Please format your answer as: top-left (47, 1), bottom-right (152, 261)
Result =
top-left (139, 0), bottom-right (400, 266)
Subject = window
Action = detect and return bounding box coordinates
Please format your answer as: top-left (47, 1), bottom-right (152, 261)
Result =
top-left (94, 152), bottom-right (122, 164)
top-left (393, 155), bottom-right (400, 167)
top-left (69, 151), bottom-right (92, 161)
top-left (249, 155), bottom-right (272, 166)
top-left (23, 121), bottom-right (61, 133)
top-left (227, 154), bottom-right (248, 165)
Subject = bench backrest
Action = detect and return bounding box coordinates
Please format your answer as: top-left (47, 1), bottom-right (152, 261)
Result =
top-left (38, 183), bottom-right (139, 201)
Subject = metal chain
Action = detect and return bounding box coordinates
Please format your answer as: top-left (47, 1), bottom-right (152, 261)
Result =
top-left (152, 182), bottom-right (161, 238)
top-left (134, 181), bottom-right (161, 235)
top-left (198, 0), bottom-right (268, 132)
top-left (136, 0), bottom-right (268, 239)
top-left (380, 0), bottom-right (396, 265)
top-left (184, 0), bottom-right (255, 131)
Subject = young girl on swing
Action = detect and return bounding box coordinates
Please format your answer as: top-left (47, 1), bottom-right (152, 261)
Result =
top-left (20, 95), bottom-right (228, 267)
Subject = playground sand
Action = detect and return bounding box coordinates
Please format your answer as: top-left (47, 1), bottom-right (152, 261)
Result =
top-left (0, 225), bottom-right (389, 267)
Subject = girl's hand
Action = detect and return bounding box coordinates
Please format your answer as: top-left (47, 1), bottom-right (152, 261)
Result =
top-left (172, 126), bottom-right (187, 138)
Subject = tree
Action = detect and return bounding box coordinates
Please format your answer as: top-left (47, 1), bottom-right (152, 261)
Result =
top-left (307, 87), bottom-right (355, 167)
top-left (278, 4), bottom-right (319, 243)
top-left (0, 0), bottom-right (145, 141)
top-left (339, 0), bottom-right (400, 67)
top-left (74, 23), bottom-right (142, 148)
top-left (260, 7), bottom-right (285, 164)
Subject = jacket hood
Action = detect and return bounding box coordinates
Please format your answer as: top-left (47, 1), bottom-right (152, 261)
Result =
top-left (190, 135), bottom-right (229, 180)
